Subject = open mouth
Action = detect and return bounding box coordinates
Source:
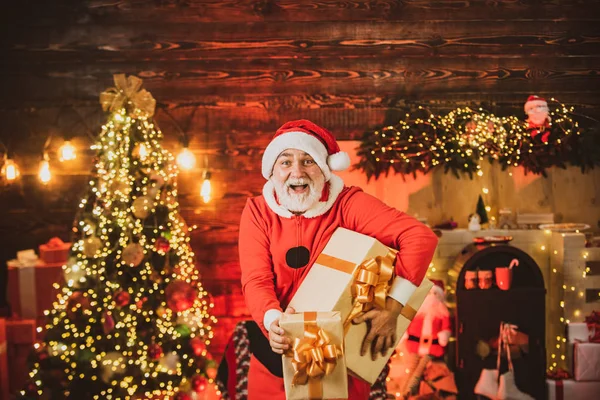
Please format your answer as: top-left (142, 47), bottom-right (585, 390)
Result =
top-left (288, 184), bottom-right (309, 194)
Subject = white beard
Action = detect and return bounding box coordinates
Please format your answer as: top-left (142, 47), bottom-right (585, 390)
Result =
top-left (272, 175), bottom-right (325, 213)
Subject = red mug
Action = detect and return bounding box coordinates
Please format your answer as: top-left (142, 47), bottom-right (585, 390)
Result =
top-left (465, 270), bottom-right (477, 290)
top-left (495, 267), bottom-right (512, 290)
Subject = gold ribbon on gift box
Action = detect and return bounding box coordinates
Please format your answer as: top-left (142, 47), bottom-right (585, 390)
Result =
top-left (100, 74), bottom-right (156, 118)
top-left (315, 248), bottom-right (418, 326)
top-left (286, 311), bottom-right (343, 399)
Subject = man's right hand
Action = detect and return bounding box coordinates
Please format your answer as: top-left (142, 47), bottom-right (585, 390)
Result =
top-left (268, 307), bottom-right (295, 354)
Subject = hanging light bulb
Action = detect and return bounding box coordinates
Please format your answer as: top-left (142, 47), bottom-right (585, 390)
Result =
top-left (38, 154), bottom-right (51, 184)
top-left (200, 170), bottom-right (211, 204)
top-left (177, 147), bottom-right (196, 171)
top-left (2, 157), bottom-right (19, 181)
top-left (58, 140), bottom-right (76, 162)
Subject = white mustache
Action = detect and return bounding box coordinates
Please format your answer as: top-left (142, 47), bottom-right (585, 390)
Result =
top-left (286, 178), bottom-right (310, 187)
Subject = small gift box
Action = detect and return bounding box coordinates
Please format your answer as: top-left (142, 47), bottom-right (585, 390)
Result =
top-left (288, 227), bottom-right (433, 384)
top-left (39, 237), bottom-right (71, 264)
top-left (569, 342), bottom-right (600, 381)
top-left (280, 312), bottom-right (347, 400)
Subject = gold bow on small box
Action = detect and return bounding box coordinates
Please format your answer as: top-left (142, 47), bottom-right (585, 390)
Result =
top-left (281, 311), bottom-right (348, 400)
top-left (289, 324), bottom-right (343, 386)
top-left (99, 74), bottom-right (156, 118)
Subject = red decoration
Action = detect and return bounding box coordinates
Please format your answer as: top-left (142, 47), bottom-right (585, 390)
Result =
top-left (66, 291), bottom-right (90, 318)
top-left (148, 343), bottom-right (163, 360)
top-left (174, 393), bottom-right (192, 400)
top-left (102, 311), bottom-right (115, 334)
top-left (206, 366), bottom-right (217, 380)
top-left (136, 296), bottom-right (148, 309)
top-left (165, 280), bottom-right (197, 312)
top-left (585, 311), bottom-right (600, 343)
top-left (190, 337), bottom-right (206, 357)
top-left (114, 290), bottom-right (130, 307)
top-left (191, 375), bottom-right (207, 392)
top-left (155, 237), bottom-right (170, 253)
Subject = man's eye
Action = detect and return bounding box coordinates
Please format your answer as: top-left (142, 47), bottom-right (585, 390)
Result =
top-left (304, 159), bottom-right (314, 165)
top-left (281, 160), bottom-right (291, 166)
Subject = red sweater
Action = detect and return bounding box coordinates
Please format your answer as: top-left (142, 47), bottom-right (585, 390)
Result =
top-left (239, 185), bottom-right (439, 334)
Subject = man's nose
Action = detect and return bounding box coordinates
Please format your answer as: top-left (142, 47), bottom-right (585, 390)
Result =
top-left (290, 161), bottom-right (305, 177)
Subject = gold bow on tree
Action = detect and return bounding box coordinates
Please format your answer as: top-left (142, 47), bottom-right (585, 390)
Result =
top-left (346, 249), bottom-right (396, 326)
top-left (99, 74), bottom-right (156, 118)
top-left (289, 326), bottom-right (343, 387)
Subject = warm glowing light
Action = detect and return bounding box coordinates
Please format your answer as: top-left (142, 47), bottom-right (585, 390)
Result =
top-left (59, 141), bottom-right (76, 162)
top-left (176, 148), bottom-right (196, 170)
top-left (2, 158), bottom-right (19, 181)
top-left (138, 143), bottom-right (148, 160)
top-left (200, 171), bottom-right (211, 203)
top-left (39, 159), bottom-right (51, 184)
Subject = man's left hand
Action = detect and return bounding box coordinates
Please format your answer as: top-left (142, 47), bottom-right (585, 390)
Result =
top-left (352, 297), bottom-right (402, 360)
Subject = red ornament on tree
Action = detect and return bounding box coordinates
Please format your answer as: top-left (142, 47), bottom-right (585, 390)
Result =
top-left (102, 310), bottom-right (115, 334)
top-left (66, 291), bottom-right (91, 318)
top-left (191, 375), bottom-right (207, 392)
top-left (148, 343), bottom-right (163, 360)
top-left (114, 290), bottom-right (130, 307)
top-left (155, 237), bottom-right (170, 253)
top-left (189, 337), bottom-right (206, 357)
top-left (174, 393), bottom-right (192, 400)
top-left (165, 280), bottom-right (197, 312)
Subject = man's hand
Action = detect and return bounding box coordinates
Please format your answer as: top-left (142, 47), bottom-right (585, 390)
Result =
top-left (268, 307), bottom-right (296, 354)
top-left (352, 297), bottom-right (402, 360)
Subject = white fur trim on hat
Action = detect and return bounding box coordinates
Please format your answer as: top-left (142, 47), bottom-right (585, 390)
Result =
top-left (262, 131), bottom-right (330, 180)
top-left (328, 151), bottom-right (351, 172)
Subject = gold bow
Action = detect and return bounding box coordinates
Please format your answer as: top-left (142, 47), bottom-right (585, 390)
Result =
top-left (345, 249), bottom-right (396, 326)
top-left (289, 324), bottom-right (342, 389)
top-left (99, 74), bottom-right (156, 117)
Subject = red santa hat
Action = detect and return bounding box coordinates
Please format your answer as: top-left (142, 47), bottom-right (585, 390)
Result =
top-left (524, 95), bottom-right (548, 114)
top-left (261, 120), bottom-right (351, 181)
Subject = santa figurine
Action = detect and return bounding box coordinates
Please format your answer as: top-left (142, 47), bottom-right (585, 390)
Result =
top-left (524, 95), bottom-right (551, 143)
top-left (405, 279), bottom-right (451, 358)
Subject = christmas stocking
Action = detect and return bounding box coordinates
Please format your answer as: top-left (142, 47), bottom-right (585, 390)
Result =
top-left (497, 371), bottom-right (534, 400)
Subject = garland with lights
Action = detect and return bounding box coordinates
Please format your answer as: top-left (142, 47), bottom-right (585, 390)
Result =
top-left (355, 99), bottom-right (600, 180)
top-left (18, 75), bottom-right (218, 400)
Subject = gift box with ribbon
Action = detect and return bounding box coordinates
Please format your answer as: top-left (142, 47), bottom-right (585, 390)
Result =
top-left (546, 377), bottom-right (600, 400)
top-left (39, 237), bottom-right (71, 264)
top-left (0, 319), bottom-right (10, 400)
top-left (288, 227), bottom-right (433, 384)
top-left (280, 311), bottom-right (347, 400)
top-left (7, 258), bottom-right (64, 330)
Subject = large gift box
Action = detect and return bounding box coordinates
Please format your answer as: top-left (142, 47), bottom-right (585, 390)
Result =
top-left (288, 227), bottom-right (433, 384)
top-left (547, 378), bottom-right (600, 400)
top-left (39, 237), bottom-right (71, 264)
top-left (7, 257), bottom-right (64, 328)
top-left (280, 311), bottom-right (347, 400)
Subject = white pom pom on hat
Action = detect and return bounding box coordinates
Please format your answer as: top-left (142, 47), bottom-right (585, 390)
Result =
top-left (261, 119), bottom-right (351, 181)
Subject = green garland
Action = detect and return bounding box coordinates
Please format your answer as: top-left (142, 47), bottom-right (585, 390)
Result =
top-left (354, 101), bottom-right (600, 180)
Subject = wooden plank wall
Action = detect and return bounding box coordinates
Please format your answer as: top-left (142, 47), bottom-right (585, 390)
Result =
top-left (1, 0), bottom-right (599, 357)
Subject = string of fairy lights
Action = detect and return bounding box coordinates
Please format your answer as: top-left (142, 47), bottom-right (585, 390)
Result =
top-left (0, 115), bottom-right (212, 204)
top-left (21, 105), bottom-right (218, 399)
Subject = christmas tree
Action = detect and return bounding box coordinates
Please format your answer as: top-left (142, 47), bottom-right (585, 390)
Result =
top-left (19, 75), bottom-right (217, 400)
top-left (476, 194), bottom-right (489, 225)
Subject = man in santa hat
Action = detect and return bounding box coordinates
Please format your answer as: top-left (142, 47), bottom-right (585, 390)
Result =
top-left (238, 120), bottom-right (439, 399)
